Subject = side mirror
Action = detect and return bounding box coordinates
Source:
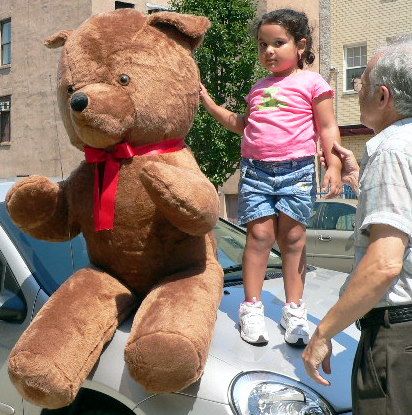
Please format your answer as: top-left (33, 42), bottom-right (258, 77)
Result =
top-left (0, 289), bottom-right (26, 323)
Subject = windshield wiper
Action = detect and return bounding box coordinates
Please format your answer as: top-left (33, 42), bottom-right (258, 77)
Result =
top-left (224, 263), bottom-right (282, 273)
top-left (224, 265), bottom-right (243, 273)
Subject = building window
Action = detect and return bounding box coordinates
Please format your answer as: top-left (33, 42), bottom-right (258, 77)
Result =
top-left (147, 3), bottom-right (171, 14)
top-left (115, 1), bottom-right (135, 9)
top-left (1, 19), bottom-right (11, 66)
top-left (344, 44), bottom-right (366, 91)
top-left (0, 96), bottom-right (11, 143)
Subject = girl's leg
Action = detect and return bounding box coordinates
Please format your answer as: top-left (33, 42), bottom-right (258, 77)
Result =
top-left (276, 212), bottom-right (309, 346)
top-left (243, 215), bottom-right (277, 301)
top-left (276, 212), bottom-right (307, 303)
top-left (239, 215), bottom-right (277, 345)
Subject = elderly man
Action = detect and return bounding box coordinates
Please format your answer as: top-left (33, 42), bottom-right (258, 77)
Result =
top-left (303, 41), bottom-right (412, 415)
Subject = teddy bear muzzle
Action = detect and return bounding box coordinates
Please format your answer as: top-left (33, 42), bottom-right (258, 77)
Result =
top-left (67, 83), bottom-right (136, 147)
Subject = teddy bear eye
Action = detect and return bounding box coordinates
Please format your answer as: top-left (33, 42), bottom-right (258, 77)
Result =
top-left (118, 74), bottom-right (130, 86)
top-left (67, 85), bottom-right (76, 94)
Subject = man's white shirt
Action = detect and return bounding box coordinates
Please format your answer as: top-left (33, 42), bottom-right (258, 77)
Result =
top-left (340, 118), bottom-right (412, 307)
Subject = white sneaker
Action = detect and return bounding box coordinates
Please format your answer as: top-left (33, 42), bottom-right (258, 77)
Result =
top-left (280, 300), bottom-right (309, 347)
top-left (239, 300), bottom-right (269, 344)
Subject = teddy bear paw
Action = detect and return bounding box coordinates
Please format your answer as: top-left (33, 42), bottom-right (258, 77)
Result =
top-left (125, 331), bottom-right (203, 393)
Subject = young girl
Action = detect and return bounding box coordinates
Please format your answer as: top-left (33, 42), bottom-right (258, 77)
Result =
top-left (200, 9), bottom-right (342, 346)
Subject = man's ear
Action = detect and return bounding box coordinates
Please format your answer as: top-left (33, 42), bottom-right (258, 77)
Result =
top-left (147, 12), bottom-right (211, 50)
top-left (378, 85), bottom-right (391, 109)
top-left (44, 30), bottom-right (73, 49)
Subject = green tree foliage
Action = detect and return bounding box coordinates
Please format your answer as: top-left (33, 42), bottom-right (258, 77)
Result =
top-left (170, 0), bottom-right (263, 186)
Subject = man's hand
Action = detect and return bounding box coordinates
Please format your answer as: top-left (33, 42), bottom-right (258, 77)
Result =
top-left (302, 329), bottom-right (333, 386)
top-left (320, 142), bottom-right (360, 194)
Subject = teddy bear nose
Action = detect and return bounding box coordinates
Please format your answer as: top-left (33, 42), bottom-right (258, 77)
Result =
top-left (70, 92), bottom-right (89, 112)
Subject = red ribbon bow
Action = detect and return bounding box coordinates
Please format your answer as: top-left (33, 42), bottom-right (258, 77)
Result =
top-left (84, 138), bottom-right (185, 231)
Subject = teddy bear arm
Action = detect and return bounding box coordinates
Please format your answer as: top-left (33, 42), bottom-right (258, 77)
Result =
top-left (140, 162), bottom-right (219, 235)
top-left (6, 176), bottom-right (73, 241)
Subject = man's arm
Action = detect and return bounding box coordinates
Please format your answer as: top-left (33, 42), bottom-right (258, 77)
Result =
top-left (303, 223), bottom-right (408, 385)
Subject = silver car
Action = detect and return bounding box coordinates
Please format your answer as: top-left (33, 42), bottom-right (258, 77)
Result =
top-left (306, 198), bottom-right (357, 274)
top-left (0, 181), bottom-right (357, 415)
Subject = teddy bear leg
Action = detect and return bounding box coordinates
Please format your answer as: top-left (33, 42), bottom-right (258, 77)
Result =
top-left (8, 267), bottom-right (136, 409)
top-left (124, 261), bottom-right (223, 392)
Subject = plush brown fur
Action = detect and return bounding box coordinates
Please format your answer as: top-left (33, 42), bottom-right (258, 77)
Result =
top-left (6, 9), bottom-right (223, 409)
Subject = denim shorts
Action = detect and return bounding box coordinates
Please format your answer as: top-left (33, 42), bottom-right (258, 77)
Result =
top-left (237, 157), bottom-right (316, 226)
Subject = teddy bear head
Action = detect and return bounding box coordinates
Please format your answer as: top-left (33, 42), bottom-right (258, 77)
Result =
top-left (45, 9), bottom-right (210, 150)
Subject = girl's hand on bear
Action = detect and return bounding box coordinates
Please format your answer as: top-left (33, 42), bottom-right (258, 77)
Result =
top-left (199, 83), bottom-right (216, 111)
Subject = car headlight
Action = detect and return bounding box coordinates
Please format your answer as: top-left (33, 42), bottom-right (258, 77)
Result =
top-left (229, 371), bottom-right (335, 415)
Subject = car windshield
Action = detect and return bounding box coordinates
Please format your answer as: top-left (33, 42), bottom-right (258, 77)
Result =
top-left (215, 219), bottom-right (281, 270)
top-left (0, 203), bottom-right (281, 295)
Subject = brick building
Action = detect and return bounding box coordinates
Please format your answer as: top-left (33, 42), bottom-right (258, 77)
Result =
top-left (0, 0), bottom-right (169, 180)
top-left (323, 0), bottom-right (412, 162)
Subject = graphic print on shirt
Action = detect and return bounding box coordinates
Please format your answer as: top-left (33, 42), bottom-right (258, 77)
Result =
top-left (258, 87), bottom-right (288, 110)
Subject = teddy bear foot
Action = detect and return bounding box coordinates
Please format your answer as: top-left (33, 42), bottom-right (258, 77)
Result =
top-left (8, 351), bottom-right (78, 409)
top-left (125, 331), bottom-right (203, 393)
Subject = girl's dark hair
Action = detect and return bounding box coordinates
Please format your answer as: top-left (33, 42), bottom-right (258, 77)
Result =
top-left (254, 9), bottom-right (315, 69)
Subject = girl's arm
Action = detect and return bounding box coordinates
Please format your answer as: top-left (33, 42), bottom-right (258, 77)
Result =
top-left (313, 95), bottom-right (343, 198)
top-left (319, 142), bottom-right (360, 196)
top-left (199, 83), bottom-right (247, 135)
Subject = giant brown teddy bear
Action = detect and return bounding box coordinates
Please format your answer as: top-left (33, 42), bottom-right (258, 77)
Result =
top-left (6, 9), bottom-right (223, 409)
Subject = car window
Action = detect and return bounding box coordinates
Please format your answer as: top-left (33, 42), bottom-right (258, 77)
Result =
top-left (0, 203), bottom-right (89, 296)
top-left (306, 202), bottom-right (322, 229)
top-left (320, 203), bottom-right (356, 231)
top-left (0, 250), bottom-right (22, 296)
top-left (0, 249), bottom-right (27, 322)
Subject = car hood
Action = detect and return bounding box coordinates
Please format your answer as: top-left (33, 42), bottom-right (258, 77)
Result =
top-left (201, 266), bottom-right (359, 413)
top-left (89, 266), bottom-right (358, 413)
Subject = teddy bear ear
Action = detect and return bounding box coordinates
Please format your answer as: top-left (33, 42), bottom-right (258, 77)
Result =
top-left (44, 30), bottom-right (73, 49)
top-left (147, 12), bottom-right (211, 50)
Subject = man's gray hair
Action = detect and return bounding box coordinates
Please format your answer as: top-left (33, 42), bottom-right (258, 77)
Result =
top-left (369, 40), bottom-right (412, 117)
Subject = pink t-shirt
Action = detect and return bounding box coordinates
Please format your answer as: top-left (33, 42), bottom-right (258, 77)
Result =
top-left (242, 71), bottom-right (334, 161)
